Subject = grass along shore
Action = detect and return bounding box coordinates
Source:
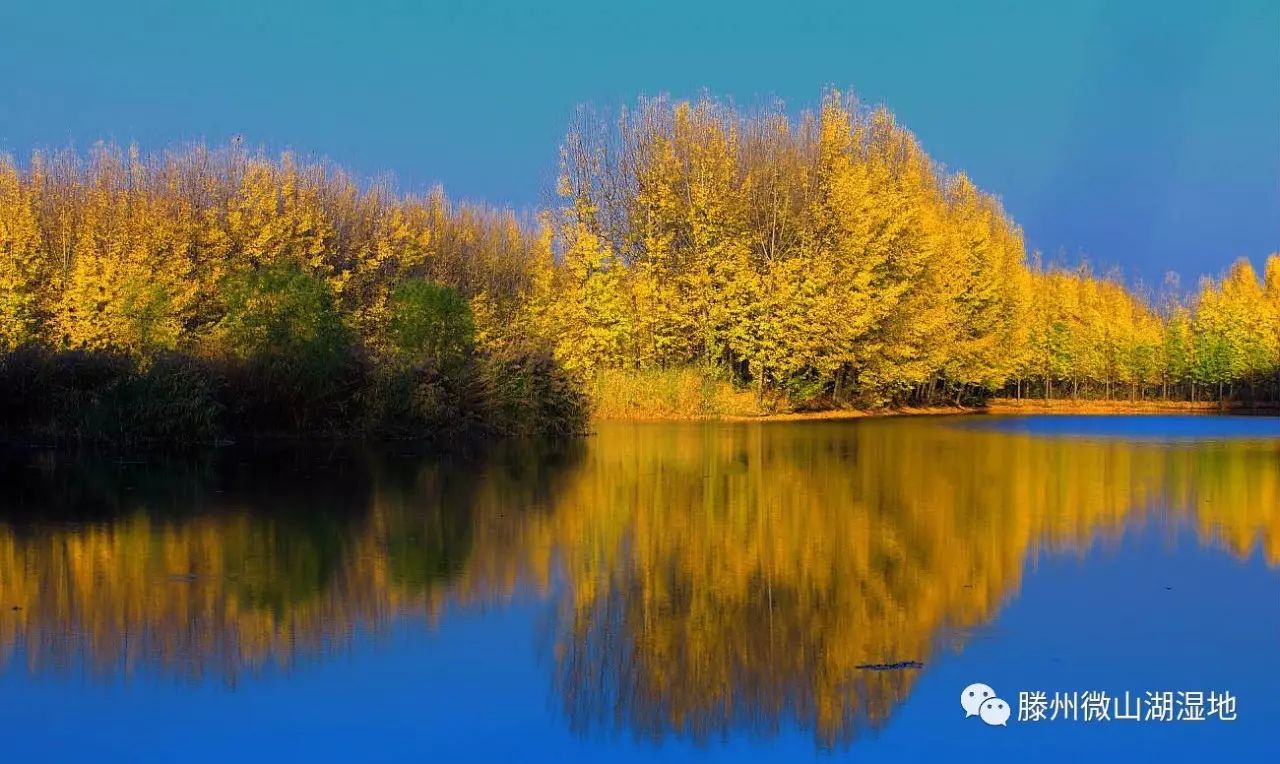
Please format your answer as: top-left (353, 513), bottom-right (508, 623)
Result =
top-left (985, 398), bottom-right (1279, 415)
top-left (593, 399), bottom-right (1278, 423)
top-left (588, 368), bottom-right (1279, 421)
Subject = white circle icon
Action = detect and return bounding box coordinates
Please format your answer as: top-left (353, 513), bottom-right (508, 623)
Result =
top-left (979, 697), bottom-right (1011, 726)
top-left (960, 683), bottom-right (996, 717)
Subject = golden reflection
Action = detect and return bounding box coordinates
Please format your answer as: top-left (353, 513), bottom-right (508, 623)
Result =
top-left (0, 420), bottom-right (1276, 744)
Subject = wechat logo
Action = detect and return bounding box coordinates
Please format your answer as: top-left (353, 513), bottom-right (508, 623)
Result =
top-left (961, 683), bottom-right (1011, 726)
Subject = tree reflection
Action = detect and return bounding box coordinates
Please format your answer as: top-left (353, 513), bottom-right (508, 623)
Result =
top-left (544, 422), bottom-right (1279, 746)
top-left (0, 421), bottom-right (1275, 745)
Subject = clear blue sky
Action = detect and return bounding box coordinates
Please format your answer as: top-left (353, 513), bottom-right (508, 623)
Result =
top-left (1, 0), bottom-right (1275, 287)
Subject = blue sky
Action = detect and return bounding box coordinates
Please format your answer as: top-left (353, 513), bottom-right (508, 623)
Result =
top-left (0, 0), bottom-right (1275, 287)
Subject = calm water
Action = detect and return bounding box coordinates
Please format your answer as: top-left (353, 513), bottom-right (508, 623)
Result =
top-left (1, 415), bottom-right (1277, 761)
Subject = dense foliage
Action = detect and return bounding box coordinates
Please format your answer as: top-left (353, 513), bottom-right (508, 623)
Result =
top-left (0, 90), bottom-right (1277, 438)
top-left (0, 145), bottom-right (587, 442)
top-left (546, 92), bottom-right (1280, 406)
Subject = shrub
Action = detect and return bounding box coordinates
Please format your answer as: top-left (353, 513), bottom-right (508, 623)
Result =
top-left (221, 263), bottom-right (350, 362)
top-left (0, 346), bottom-right (219, 444)
top-left (121, 354), bottom-right (222, 442)
top-left (385, 280), bottom-right (475, 370)
top-left (0, 347), bottom-right (132, 442)
top-left (218, 263), bottom-right (358, 433)
top-left (589, 366), bottom-right (761, 419)
top-left (484, 351), bottom-right (590, 437)
top-left (0, 268), bottom-right (592, 444)
top-left (361, 359), bottom-right (490, 442)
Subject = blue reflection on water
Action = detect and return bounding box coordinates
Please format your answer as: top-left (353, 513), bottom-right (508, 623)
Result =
top-left (3, 523), bottom-right (1275, 761)
top-left (2, 416), bottom-right (1278, 761)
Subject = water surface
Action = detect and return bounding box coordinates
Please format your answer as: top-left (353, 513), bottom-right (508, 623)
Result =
top-left (1, 416), bottom-right (1277, 760)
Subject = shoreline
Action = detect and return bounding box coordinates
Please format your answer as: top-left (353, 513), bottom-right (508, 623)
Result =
top-left (593, 399), bottom-right (1280, 423)
top-left (986, 399), bottom-right (1279, 415)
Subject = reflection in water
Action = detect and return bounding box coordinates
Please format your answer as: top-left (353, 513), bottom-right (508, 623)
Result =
top-left (0, 445), bottom-right (580, 681)
top-left (0, 419), bottom-right (1276, 747)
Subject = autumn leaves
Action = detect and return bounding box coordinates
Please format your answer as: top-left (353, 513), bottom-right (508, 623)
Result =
top-left (545, 93), bottom-right (1279, 406)
top-left (0, 91), bottom-right (1277, 420)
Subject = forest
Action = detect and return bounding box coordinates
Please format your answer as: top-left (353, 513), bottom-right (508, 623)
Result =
top-left (0, 90), bottom-right (1277, 440)
top-left (550, 92), bottom-right (1279, 409)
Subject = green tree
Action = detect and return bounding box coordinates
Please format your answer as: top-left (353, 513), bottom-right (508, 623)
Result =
top-left (386, 279), bottom-right (475, 370)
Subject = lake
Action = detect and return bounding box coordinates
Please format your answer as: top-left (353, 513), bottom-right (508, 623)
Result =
top-left (1, 415), bottom-right (1277, 761)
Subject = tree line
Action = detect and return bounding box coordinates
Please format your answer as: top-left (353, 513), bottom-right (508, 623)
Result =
top-left (1022, 259), bottom-right (1279, 402)
top-left (545, 91), bottom-right (1280, 406)
top-left (0, 89), bottom-right (1277, 437)
top-left (0, 144), bottom-right (585, 442)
